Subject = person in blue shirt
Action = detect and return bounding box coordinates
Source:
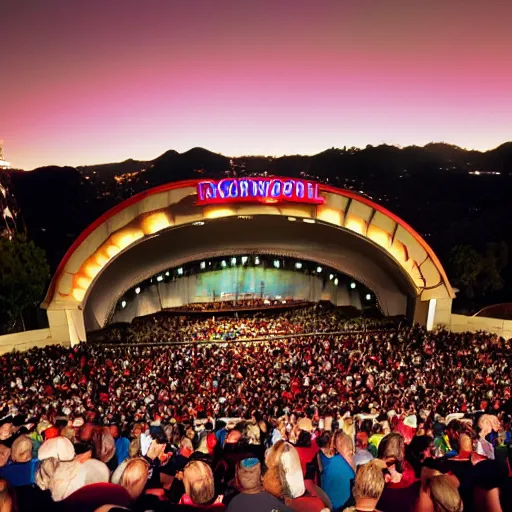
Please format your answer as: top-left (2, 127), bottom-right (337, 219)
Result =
top-left (318, 432), bottom-right (355, 511)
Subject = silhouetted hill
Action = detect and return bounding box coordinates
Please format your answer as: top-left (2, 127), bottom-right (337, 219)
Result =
top-left (8, 142), bottom-right (512, 310)
top-left (79, 158), bottom-right (150, 178)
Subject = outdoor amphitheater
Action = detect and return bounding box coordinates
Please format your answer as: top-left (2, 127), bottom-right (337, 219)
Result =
top-left (0, 178), bottom-right (511, 512)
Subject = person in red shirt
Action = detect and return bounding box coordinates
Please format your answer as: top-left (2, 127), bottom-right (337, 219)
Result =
top-left (293, 418), bottom-right (319, 478)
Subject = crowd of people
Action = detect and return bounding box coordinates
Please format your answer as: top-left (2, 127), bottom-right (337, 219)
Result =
top-left (170, 298), bottom-right (307, 312)
top-left (0, 317), bottom-right (511, 511)
top-left (103, 305), bottom-right (399, 344)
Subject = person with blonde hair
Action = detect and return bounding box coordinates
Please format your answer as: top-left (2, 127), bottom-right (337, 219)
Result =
top-left (179, 460), bottom-right (224, 508)
top-left (111, 457), bottom-right (149, 500)
top-left (264, 440), bottom-right (330, 512)
top-left (344, 459), bottom-right (386, 512)
top-left (0, 436), bottom-right (38, 487)
top-left (415, 470), bottom-right (463, 512)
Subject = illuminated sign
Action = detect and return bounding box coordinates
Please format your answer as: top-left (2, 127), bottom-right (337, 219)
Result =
top-left (196, 178), bottom-right (325, 206)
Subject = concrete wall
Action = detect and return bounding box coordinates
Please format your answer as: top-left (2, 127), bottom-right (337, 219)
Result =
top-left (450, 314), bottom-right (512, 339)
top-left (0, 328), bottom-right (69, 355)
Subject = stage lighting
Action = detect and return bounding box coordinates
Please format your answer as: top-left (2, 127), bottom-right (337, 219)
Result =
top-left (177, 267), bottom-right (183, 275)
top-left (273, 260), bottom-right (280, 268)
top-left (303, 218), bottom-right (316, 224)
top-left (316, 266), bottom-right (322, 273)
top-left (121, 300), bottom-right (127, 308)
top-left (329, 274), bottom-right (334, 280)
top-left (221, 260), bottom-right (227, 268)
top-left (350, 282), bottom-right (356, 289)
top-left (200, 261), bottom-right (206, 269)
top-left (366, 293), bottom-right (372, 301)
top-left (193, 221), bottom-right (205, 226)
top-left (288, 217), bottom-right (297, 221)
top-left (254, 256), bottom-right (260, 265)
top-left (157, 275), bottom-right (163, 282)
top-left (165, 271), bottom-right (170, 277)
top-left (241, 256), bottom-right (248, 265)
top-left (135, 287), bottom-right (141, 294)
top-left (334, 278), bottom-right (339, 286)
top-left (295, 262), bottom-right (302, 269)
top-left (231, 257), bottom-right (237, 265)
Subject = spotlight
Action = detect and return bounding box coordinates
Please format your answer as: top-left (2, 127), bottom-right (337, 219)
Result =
top-left (273, 260), bottom-right (280, 268)
top-left (177, 268), bottom-right (183, 275)
top-left (200, 261), bottom-right (206, 269)
top-left (135, 287), bottom-right (141, 294)
top-left (288, 217), bottom-right (297, 221)
top-left (334, 278), bottom-right (339, 286)
top-left (156, 275), bottom-right (163, 282)
top-left (366, 293), bottom-right (372, 301)
top-left (295, 262), bottom-right (302, 269)
top-left (303, 218), bottom-right (316, 224)
top-left (231, 257), bottom-right (237, 265)
top-left (241, 256), bottom-right (248, 265)
top-left (350, 282), bottom-right (356, 289)
top-left (221, 260), bottom-right (227, 268)
top-left (329, 274), bottom-right (334, 280)
top-left (254, 256), bottom-right (260, 265)
top-left (193, 221), bottom-right (205, 226)
top-left (316, 266), bottom-right (322, 273)
top-left (121, 300), bottom-right (127, 308)
top-left (165, 271), bottom-right (170, 277)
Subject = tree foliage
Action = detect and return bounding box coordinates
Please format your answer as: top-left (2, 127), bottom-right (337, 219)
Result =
top-left (450, 242), bottom-right (508, 300)
top-left (0, 235), bottom-right (50, 331)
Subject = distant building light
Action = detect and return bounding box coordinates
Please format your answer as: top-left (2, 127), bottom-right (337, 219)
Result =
top-left (135, 287), bottom-right (141, 294)
top-left (200, 261), bottom-right (206, 269)
top-left (121, 300), bottom-right (127, 308)
top-left (156, 275), bottom-right (163, 282)
top-left (177, 267), bottom-right (184, 275)
top-left (295, 262), bottom-right (302, 269)
top-left (350, 282), bottom-right (356, 289)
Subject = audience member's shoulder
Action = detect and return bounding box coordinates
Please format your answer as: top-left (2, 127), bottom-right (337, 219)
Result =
top-left (227, 491), bottom-right (293, 512)
top-left (472, 458), bottom-right (506, 490)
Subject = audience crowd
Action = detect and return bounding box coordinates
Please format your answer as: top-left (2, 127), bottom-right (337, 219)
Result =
top-left (170, 299), bottom-right (306, 312)
top-left (0, 310), bottom-right (511, 512)
top-left (104, 305), bottom-right (399, 344)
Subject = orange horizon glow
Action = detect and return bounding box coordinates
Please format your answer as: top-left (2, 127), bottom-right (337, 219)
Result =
top-left (2, 1), bottom-right (511, 170)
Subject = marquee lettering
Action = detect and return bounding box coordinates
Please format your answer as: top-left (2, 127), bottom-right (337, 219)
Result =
top-left (196, 178), bottom-right (325, 206)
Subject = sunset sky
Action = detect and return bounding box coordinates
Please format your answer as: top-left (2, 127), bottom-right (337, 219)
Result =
top-left (2, 0), bottom-right (511, 170)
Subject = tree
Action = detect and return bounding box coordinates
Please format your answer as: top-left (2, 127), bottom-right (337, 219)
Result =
top-left (449, 245), bottom-right (483, 299)
top-left (0, 235), bottom-right (50, 332)
top-left (479, 242), bottom-right (508, 295)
